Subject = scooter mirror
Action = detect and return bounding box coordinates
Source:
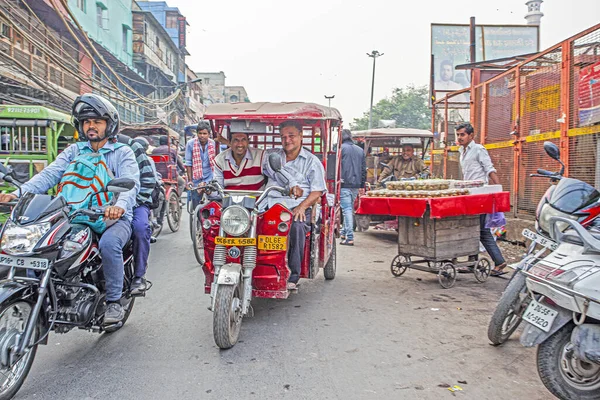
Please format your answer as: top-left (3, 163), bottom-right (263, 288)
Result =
top-left (105, 178), bottom-right (136, 193)
top-left (543, 141), bottom-right (560, 161)
top-left (268, 153), bottom-right (282, 172)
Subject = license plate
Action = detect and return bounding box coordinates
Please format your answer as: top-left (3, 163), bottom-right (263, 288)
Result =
top-left (523, 299), bottom-right (558, 332)
top-left (215, 237), bottom-right (256, 247)
top-left (522, 229), bottom-right (558, 251)
top-left (258, 235), bottom-right (288, 251)
top-left (0, 255), bottom-right (48, 270)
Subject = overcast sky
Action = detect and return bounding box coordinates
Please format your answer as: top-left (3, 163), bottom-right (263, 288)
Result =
top-left (166, 0), bottom-right (600, 124)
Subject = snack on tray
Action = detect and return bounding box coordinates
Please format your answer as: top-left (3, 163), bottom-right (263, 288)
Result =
top-left (451, 180), bottom-right (484, 189)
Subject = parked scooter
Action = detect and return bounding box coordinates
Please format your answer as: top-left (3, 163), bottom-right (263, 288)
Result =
top-left (520, 217), bottom-right (600, 400)
top-left (488, 141), bottom-right (600, 345)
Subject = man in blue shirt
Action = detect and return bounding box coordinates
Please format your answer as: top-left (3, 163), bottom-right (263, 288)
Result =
top-left (185, 121), bottom-right (216, 209)
top-left (0, 94), bottom-right (140, 325)
top-left (262, 121), bottom-right (327, 290)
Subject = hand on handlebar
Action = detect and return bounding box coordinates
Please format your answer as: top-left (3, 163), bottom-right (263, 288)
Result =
top-left (104, 206), bottom-right (125, 220)
top-left (0, 193), bottom-right (17, 203)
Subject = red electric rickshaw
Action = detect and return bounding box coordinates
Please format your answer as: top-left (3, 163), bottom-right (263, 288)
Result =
top-left (200, 102), bottom-right (342, 348)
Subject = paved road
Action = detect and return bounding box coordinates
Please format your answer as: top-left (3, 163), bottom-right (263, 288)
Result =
top-left (15, 214), bottom-right (550, 400)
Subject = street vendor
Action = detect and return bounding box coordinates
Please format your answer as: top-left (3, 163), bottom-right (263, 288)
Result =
top-left (456, 122), bottom-right (507, 277)
top-left (377, 144), bottom-right (427, 182)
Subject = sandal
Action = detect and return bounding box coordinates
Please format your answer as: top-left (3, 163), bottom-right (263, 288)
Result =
top-left (490, 263), bottom-right (508, 277)
top-left (340, 240), bottom-right (354, 246)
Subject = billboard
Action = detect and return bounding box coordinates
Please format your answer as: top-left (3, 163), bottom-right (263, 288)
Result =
top-left (431, 24), bottom-right (539, 102)
top-left (579, 60), bottom-right (600, 127)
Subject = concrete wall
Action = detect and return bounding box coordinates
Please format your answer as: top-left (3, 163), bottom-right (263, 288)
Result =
top-left (67, 0), bottom-right (133, 66)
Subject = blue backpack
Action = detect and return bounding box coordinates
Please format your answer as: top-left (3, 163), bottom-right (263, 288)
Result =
top-left (57, 142), bottom-right (125, 234)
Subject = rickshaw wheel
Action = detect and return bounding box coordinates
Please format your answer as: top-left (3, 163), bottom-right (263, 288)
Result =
top-left (167, 191), bottom-right (181, 232)
top-left (474, 256), bottom-right (492, 283)
top-left (324, 241), bottom-right (336, 280)
top-left (213, 284), bottom-right (243, 349)
top-left (391, 254), bottom-right (411, 277)
top-left (191, 205), bottom-right (205, 266)
top-left (438, 263), bottom-right (457, 289)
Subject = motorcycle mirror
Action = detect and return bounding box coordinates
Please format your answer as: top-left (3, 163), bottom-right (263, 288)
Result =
top-left (105, 178), bottom-right (136, 193)
top-left (543, 141), bottom-right (561, 161)
top-left (268, 153), bottom-right (282, 172)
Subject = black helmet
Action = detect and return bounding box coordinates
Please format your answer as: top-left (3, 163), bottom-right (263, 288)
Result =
top-left (72, 93), bottom-right (120, 140)
top-left (133, 136), bottom-right (150, 152)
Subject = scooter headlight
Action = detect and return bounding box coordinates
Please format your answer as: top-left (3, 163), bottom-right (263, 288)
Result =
top-left (220, 206), bottom-right (250, 237)
top-left (1, 220), bottom-right (51, 255)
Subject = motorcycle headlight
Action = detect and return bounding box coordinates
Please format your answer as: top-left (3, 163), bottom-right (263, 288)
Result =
top-left (538, 204), bottom-right (577, 238)
top-left (1, 220), bottom-right (51, 255)
top-left (220, 206), bottom-right (250, 237)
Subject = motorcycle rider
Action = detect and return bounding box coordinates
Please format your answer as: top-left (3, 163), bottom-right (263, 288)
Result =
top-left (117, 135), bottom-right (156, 294)
top-left (0, 94), bottom-right (140, 325)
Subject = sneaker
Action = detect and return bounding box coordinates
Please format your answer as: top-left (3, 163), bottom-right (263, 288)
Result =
top-left (130, 277), bottom-right (147, 295)
top-left (104, 302), bottom-right (125, 325)
top-left (287, 282), bottom-right (297, 290)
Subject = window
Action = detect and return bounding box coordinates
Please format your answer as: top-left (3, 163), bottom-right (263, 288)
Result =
top-left (204, 78), bottom-right (210, 85)
top-left (96, 6), bottom-right (107, 29)
top-left (122, 26), bottom-right (128, 51)
top-left (166, 13), bottom-right (178, 29)
top-left (0, 23), bottom-right (10, 39)
top-left (77, 0), bottom-right (85, 11)
top-left (155, 36), bottom-right (160, 49)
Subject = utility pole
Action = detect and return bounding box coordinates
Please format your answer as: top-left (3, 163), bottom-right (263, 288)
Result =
top-left (324, 94), bottom-right (335, 108)
top-left (367, 50), bottom-right (384, 129)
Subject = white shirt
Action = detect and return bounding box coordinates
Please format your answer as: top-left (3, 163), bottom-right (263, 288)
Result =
top-left (458, 141), bottom-right (497, 183)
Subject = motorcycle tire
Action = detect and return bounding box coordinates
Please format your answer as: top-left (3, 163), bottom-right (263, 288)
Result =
top-left (191, 206), bottom-right (205, 266)
top-left (213, 284), bottom-right (243, 349)
top-left (487, 270), bottom-right (528, 345)
top-left (0, 301), bottom-right (39, 400)
top-left (324, 241), bottom-right (336, 280)
top-left (537, 323), bottom-right (600, 400)
top-left (166, 191), bottom-right (181, 232)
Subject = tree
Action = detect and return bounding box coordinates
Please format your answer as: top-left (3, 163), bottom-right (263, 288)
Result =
top-left (351, 85), bottom-right (431, 131)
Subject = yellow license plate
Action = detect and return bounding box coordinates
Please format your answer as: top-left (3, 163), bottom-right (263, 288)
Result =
top-left (215, 237), bottom-right (257, 246)
top-left (258, 235), bottom-right (288, 251)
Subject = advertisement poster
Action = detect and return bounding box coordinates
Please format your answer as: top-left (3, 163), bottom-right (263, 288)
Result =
top-left (431, 24), bottom-right (538, 102)
top-left (579, 61), bottom-right (600, 127)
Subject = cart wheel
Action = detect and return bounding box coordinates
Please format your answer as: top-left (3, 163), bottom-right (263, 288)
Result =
top-left (438, 263), bottom-right (456, 289)
top-left (391, 254), bottom-right (411, 277)
top-left (474, 256), bottom-right (492, 283)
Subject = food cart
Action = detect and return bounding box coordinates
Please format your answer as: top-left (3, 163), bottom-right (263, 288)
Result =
top-left (356, 180), bottom-right (510, 288)
top-left (352, 128), bottom-right (433, 231)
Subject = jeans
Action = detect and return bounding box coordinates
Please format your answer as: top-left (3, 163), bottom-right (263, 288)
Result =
top-left (480, 214), bottom-right (506, 267)
top-left (99, 218), bottom-right (132, 302)
top-left (190, 189), bottom-right (203, 210)
top-left (287, 211), bottom-right (311, 284)
top-left (340, 188), bottom-right (359, 241)
top-left (132, 205), bottom-right (151, 278)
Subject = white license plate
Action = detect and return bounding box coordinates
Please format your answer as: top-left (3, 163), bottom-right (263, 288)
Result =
top-left (523, 299), bottom-right (558, 332)
top-left (522, 229), bottom-right (558, 251)
top-left (0, 255), bottom-right (48, 270)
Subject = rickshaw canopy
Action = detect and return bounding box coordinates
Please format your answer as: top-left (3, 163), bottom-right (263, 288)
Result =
top-left (0, 105), bottom-right (72, 125)
top-left (352, 128), bottom-right (433, 149)
top-left (120, 124), bottom-right (179, 140)
top-left (204, 102), bottom-right (342, 124)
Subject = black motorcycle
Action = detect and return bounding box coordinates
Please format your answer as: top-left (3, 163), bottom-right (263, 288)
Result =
top-left (0, 166), bottom-right (141, 400)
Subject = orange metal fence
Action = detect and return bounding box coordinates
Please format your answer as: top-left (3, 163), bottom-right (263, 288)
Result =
top-left (431, 23), bottom-right (600, 219)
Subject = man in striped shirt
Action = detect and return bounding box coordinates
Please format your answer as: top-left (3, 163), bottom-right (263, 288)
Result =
top-left (213, 132), bottom-right (265, 191)
top-left (117, 135), bottom-right (157, 294)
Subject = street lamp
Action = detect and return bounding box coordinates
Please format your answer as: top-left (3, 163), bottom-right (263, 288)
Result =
top-left (366, 50), bottom-right (384, 130)
top-left (324, 94), bottom-right (335, 108)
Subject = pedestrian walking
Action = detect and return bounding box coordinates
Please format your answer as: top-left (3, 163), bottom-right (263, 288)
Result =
top-left (339, 129), bottom-right (366, 246)
top-left (456, 122), bottom-right (507, 276)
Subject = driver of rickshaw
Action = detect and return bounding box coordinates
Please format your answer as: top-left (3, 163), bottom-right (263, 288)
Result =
top-left (151, 135), bottom-right (186, 196)
top-left (213, 130), bottom-right (266, 191)
top-left (377, 143), bottom-right (426, 182)
top-left (262, 121), bottom-right (327, 290)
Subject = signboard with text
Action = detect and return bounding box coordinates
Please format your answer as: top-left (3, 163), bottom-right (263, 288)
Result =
top-left (431, 24), bottom-right (539, 102)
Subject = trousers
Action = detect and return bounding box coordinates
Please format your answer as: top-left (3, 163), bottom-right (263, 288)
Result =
top-left (480, 214), bottom-right (506, 267)
top-left (132, 204), bottom-right (152, 278)
top-left (99, 218), bottom-right (132, 302)
top-left (340, 188), bottom-right (359, 241)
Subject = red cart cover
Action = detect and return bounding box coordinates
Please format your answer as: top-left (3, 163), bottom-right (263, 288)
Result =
top-left (355, 192), bottom-right (510, 219)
